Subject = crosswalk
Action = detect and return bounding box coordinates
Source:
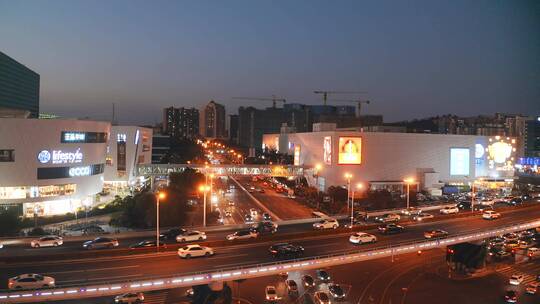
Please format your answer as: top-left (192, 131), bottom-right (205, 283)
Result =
top-left (496, 261), bottom-right (540, 286)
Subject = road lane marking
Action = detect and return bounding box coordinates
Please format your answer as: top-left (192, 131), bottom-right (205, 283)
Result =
top-left (58, 273), bottom-right (141, 283)
top-left (46, 265), bottom-right (140, 275)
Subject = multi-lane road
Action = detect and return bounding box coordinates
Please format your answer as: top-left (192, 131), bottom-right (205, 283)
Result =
top-left (1, 202), bottom-right (539, 292)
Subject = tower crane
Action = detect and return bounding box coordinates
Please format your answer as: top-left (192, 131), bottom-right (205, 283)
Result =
top-left (232, 95), bottom-right (287, 108)
top-left (313, 91), bottom-right (367, 106)
top-left (332, 99), bottom-right (371, 118)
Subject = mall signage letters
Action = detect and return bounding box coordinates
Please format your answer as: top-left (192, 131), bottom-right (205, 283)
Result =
top-left (69, 166), bottom-right (91, 177)
top-left (38, 148), bottom-right (83, 164)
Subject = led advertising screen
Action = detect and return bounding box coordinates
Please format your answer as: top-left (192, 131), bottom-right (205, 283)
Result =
top-left (338, 137), bottom-right (362, 165)
top-left (450, 148), bottom-right (470, 176)
top-left (294, 146), bottom-right (301, 166)
top-left (323, 136), bottom-right (332, 165)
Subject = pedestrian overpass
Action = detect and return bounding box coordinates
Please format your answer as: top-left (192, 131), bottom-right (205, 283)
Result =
top-left (136, 164), bottom-right (309, 178)
top-left (2, 219), bottom-right (539, 303)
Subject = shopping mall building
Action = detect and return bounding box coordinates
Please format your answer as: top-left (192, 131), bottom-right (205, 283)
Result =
top-left (262, 124), bottom-right (517, 194)
top-left (0, 118), bottom-right (152, 217)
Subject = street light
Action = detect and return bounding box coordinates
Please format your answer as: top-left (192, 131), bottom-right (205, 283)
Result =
top-left (403, 178), bottom-right (415, 210)
top-left (209, 174), bottom-right (215, 212)
top-left (344, 173), bottom-right (353, 212)
top-left (351, 183), bottom-right (363, 228)
top-left (156, 191), bottom-right (166, 252)
top-left (199, 185), bottom-right (210, 227)
top-left (471, 178), bottom-right (484, 213)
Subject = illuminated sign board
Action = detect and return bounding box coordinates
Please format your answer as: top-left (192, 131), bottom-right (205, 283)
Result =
top-left (63, 132), bottom-right (86, 142)
top-left (338, 137), bottom-right (362, 165)
top-left (450, 148), bottom-right (470, 176)
top-left (37, 149), bottom-right (83, 164)
top-left (117, 134), bottom-right (127, 143)
top-left (69, 166), bottom-right (91, 177)
top-left (518, 157), bottom-right (540, 166)
top-left (134, 130), bottom-right (140, 145)
top-left (294, 146), bottom-right (301, 166)
top-left (475, 144), bottom-right (484, 159)
top-left (323, 136), bottom-right (332, 165)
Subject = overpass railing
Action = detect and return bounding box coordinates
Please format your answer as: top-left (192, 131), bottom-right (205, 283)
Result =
top-left (136, 164), bottom-right (308, 177)
top-left (1, 219), bottom-right (539, 303)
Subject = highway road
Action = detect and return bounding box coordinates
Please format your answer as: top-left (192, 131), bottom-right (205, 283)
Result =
top-left (236, 176), bottom-right (314, 220)
top-left (1, 203), bottom-right (539, 292)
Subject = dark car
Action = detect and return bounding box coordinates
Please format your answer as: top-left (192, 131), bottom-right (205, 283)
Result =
top-left (378, 224), bottom-right (404, 234)
top-left (271, 244), bottom-right (305, 259)
top-left (521, 194), bottom-right (531, 201)
top-left (159, 228), bottom-right (187, 240)
top-left (129, 240), bottom-right (166, 249)
top-left (508, 197), bottom-right (523, 206)
top-left (328, 283), bottom-right (346, 300)
top-left (302, 275), bottom-right (315, 288)
top-left (316, 270), bottom-right (331, 282)
top-left (504, 290), bottom-right (517, 303)
top-left (251, 221), bottom-right (277, 234)
top-left (83, 237), bottom-right (119, 249)
top-left (488, 237), bottom-right (505, 247)
top-left (491, 250), bottom-right (511, 260)
top-left (262, 213), bottom-right (272, 221)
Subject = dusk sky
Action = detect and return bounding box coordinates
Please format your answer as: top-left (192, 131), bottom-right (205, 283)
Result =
top-left (1, 0), bottom-right (538, 125)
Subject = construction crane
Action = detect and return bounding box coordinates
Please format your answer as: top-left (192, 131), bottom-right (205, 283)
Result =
top-left (232, 95), bottom-right (287, 108)
top-left (313, 91), bottom-right (367, 106)
top-left (332, 99), bottom-right (371, 118)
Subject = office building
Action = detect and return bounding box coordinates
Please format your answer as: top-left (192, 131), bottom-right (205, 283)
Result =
top-left (0, 52), bottom-right (40, 118)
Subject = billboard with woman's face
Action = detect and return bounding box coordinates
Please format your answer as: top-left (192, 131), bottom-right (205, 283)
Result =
top-left (338, 137), bottom-right (362, 165)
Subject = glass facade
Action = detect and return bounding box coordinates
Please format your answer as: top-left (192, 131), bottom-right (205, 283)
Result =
top-left (0, 184), bottom-right (76, 200)
top-left (0, 52), bottom-right (40, 117)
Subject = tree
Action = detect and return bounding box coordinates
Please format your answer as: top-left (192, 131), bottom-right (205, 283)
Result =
top-left (0, 208), bottom-right (22, 236)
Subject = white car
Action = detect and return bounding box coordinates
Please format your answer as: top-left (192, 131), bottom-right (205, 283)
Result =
top-left (313, 218), bottom-right (339, 229)
top-left (439, 206), bottom-right (459, 214)
top-left (177, 244), bottom-right (214, 258)
top-left (479, 198), bottom-right (496, 206)
top-left (412, 213), bottom-right (434, 221)
top-left (349, 232), bottom-right (377, 244)
top-left (509, 274), bottom-right (525, 285)
top-left (375, 213), bottom-right (401, 223)
top-left (265, 285), bottom-right (280, 301)
top-left (30, 235), bottom-right (63, 248)
top-left (226, 230), bottom-right (258, 241)
top-left (8, 273), bottom-right (55, 290)
top-left (401, 207), bottom-right (422, 216)
top-left (250, 208), bottom-right (258, 217)
top-left (176, 231), bottom-right (207, 243)
top-left (482, 210), bottom-right (501, 220)
top-left (114, 292), bottom-right (144, 303)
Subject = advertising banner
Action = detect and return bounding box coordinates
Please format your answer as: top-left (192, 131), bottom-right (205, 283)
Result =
top-left (294, 146), bottom-right (301, 166)
top-left (338, 137), bottom-right (362, 165)
top-left (323, 136), bottom-right (332, 165)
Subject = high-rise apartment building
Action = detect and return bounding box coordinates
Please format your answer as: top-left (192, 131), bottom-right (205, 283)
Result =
top-left (201, 100), bottom-right (226, 139)
top-left (0, 52), bottom-right (40, 118)
top-left (162, 106), bottom-right (199, 139)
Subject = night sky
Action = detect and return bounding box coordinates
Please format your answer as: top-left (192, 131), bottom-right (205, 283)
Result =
top-left (1, 0), bottom-right (538, 125)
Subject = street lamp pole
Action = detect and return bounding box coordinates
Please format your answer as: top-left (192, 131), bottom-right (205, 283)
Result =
top-left (156, 192), bottom-right (165, 253)
top-left (403, 178), bottom-right (415, 210)
top-left (200, 185), bottom-right (209, 227)
top-left (345, 173), bottom-right (352, 212)
top-left (351, 183), bottom-right (363, 228)
top-left (210, 174), bottom-right (214, 212)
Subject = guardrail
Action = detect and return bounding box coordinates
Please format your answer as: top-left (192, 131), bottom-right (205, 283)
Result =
top-left (2, 218), bottom-right (539, 303)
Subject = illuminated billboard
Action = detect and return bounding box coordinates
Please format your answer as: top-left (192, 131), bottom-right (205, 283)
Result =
top-left (450, 148), bottom-right (470, 176)
top-left (338, 137), bottom-right (361, 165)
top-left (294, 146), bottom-right (301, 166)
top-left (487, 136), bottom-right (516, 172)
top-left (323, 136), bottom-right (332, 165)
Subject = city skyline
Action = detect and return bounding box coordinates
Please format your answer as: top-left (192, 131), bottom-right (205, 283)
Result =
top-left (1, 0), bottom-right (538, 125)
